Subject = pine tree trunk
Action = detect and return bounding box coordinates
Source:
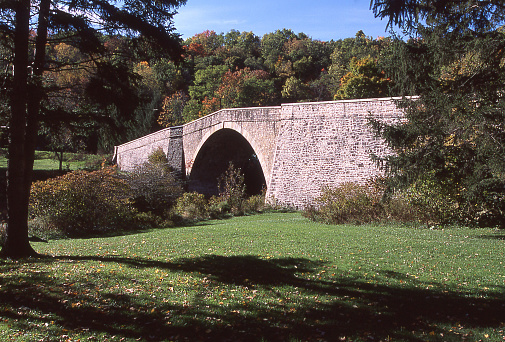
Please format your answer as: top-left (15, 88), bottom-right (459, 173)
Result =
top-left (0, 0), bottom-right (37, 259)
top-left (0, 0), bottom-right (50, 259)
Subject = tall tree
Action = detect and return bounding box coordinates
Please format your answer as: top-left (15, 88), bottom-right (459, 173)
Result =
top-left (335, 56), bottom-right (391, 99)
top-left (370, 0), bottom-right (505, 226)
top-left (0, 0), bottom-right (185, 258)
top-left (371, 0), bottom-right (505, 32)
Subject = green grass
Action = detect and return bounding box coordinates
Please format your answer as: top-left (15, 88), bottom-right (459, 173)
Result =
top-left (0, 150), bottom-right (109, 171)
top-left (1, 212), bottom-right (504, 341)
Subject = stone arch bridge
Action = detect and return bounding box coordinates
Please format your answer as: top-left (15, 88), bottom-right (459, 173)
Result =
top-left (114, 97), bottom-right (404, 208)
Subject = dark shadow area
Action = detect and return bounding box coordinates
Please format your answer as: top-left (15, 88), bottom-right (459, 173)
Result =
top-left (188, 129), bottom-right (266, 197)
top-left (1, 254), bottom-right (504, 341)
top-left (477, 233), bottom-right (505, 240)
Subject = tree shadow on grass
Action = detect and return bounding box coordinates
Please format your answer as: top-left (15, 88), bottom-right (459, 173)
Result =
top-left (1, 254), bottom-right (504, 341)
top-left (477, 233), bottom-right (505, 240)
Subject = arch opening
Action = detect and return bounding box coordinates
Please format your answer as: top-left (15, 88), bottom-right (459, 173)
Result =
top-left (188, 128), bottom-right (266, 197)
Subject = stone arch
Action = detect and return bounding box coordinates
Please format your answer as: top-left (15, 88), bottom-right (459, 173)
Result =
top-left (187, 127), bottom-right (267, 197)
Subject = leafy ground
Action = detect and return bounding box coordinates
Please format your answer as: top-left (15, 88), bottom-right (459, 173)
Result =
top-left (0, 212), bottom-right (504, 341)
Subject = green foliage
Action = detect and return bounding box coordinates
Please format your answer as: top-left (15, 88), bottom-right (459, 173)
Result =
top-left (173, 164), bottom-right (265, 221)
top-left (217, 68), bottom-right (276, 108)
top-left (371, 0), bottom-right (505, 34)
top-left (371, 27), bottom-right (505, 228)
top-left (188, 65), bottom-right (229, 102)
top-left (162, 28), bottom-right (396, 126)
top-left (303, 182), bottom-right (384, 225)
top-left (335, 56), bottom-right (391, 100)
top-left (261, 29), bottom-right (299, 71)
top-left (304, 179), bottom-right (447, 226)
top-left (27, 148), bottom-right (181, 238)
top-left (368, 1), bottom-right (505, 228)
top-left (242, 193), bottom-right (266, 213)
top-left (281, 76), bottom-right (311, 101)
top-left (28, 167), bottom-right (147, 238)
top-left (328, 31), bottom-right (391, 94)
top-left (207, 196), bottom-right (232, 219)
top-left (174, 192), bottom-right (209, 221)
top-left (147, 146), bottom-right (169, 166)
top-left (158, 91), bottom-right (187, 127)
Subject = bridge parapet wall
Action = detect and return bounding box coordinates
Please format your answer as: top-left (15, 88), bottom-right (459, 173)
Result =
top-left (114, 126), bottom-right (183, 172)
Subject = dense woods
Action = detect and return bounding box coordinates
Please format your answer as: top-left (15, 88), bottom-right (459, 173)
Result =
top-left (1, 28), bottom-right (397, 153)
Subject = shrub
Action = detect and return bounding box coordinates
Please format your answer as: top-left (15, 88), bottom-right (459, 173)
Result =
top-left (122, 149), bottom-right (183, 218)
top-left (218, 162), bottom-right (246, 214)
top-left (207, 196), bottom-right (231, 219)
top-left (82, 154), bottom-right (113, 171)
top-left (175, 192), bottom-right (208, 221)
top-left (392, 176), bottom-right (458, 226)
top-left (28, 216), bottom-right (61, 240)
top-left (463, 178), bottom-right (505, 228)
top-left (303, 182), bottom-right (384, 225)
top-left (147, 147), bottom-right (169, 166)
top-left (243, 193), bottom-right (266, 213)
top-left (29, 166), bottom-right (145, 237)
top-left (304, 177), bottom-right (458, 226)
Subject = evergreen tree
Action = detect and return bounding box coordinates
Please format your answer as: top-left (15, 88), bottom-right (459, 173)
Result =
top-left (0, 0), bottom-right (185, 258)
top-left (370, 0), bottom-right (505, 226)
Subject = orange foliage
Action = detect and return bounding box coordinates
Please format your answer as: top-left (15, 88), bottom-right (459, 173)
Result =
top-left (200, 96), bottom-right (221, 116)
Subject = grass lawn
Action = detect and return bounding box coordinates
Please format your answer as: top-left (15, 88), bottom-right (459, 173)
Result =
top-left (0, 212), bottom-right (504, 341)
top-left (0, 150), bottom-right (109, 171)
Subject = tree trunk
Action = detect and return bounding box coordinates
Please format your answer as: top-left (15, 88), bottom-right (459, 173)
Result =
top-left (0, 0), bottom-right (50, 259)
top-left (56, 151), bottom-right (64, 171)
top-left (0, 0), bottom-right (37, 258)
top-left (24, 0), bottom-right (51, 210)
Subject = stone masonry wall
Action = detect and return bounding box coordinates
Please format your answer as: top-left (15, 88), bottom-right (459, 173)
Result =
top-left (114, 126), bottom-right (183, 173)
top-left (265, 98), bottom-right (404, 208)
top-left (114, 97), bottom-right (405, 209)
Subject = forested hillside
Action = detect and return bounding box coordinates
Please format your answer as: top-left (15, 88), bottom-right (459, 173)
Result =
top-left (1, 29), bottom-right (397, 153)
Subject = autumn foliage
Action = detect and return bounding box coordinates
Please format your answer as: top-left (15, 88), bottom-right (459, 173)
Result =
top-left (27, 147), bottom-right (185, 238)
top-left (29, 167), bottom-right (140, 237)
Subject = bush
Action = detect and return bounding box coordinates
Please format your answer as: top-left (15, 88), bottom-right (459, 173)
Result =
top-left (29, 166), bottom-right (148, 238)
top-left (207, 196), bottom-right (231, 219)
top-left (147, 147), bottom-right (169, 166)
top-left (303, 177), bottom-right (458, 226)
top-left (303, 182), bottom-right (384, 225)
top-left (218, 162), bottom-right (246, 214)
top-left (463, 178), bottom-right (505, 228)
top-left (122, 149), bottom-right (183, 218)
top-left (392, 176), bottom-right (458, 226)
top-left (82, 154), bottom-right (113, 171)
top-left (243, 194), bottom-right (266, 213)
top-left (174, 192), bottom-right (208, 221)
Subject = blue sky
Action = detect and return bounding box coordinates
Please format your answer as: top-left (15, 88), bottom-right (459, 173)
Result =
top-left (173, 0), bottom-right (394, 41)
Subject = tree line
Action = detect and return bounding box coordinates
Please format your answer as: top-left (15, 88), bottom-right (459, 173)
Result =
top-left (1, 28), bottom-right (398, 154)
top-left (157, 29), bottom-right (395, 128)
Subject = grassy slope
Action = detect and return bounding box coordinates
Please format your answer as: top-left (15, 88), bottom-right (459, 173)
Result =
top-left (1, 212), bottom-right (504, 341)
